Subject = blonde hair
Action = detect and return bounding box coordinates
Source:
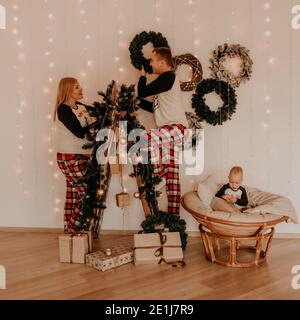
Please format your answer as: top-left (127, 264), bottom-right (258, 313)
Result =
top-left (53, 77), bottom-right (78, 121)
top-left (229, 166), bottom-right (243, 177)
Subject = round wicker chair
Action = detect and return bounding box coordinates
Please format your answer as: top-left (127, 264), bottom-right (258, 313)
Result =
top-left (181, 191), bottom-right (289, 267)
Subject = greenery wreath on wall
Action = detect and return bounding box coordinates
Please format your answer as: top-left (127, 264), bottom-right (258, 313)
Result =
top-left (173, 53), bottom-right (203, 91)
top-left (192, 79), bottom-right (237, 126)
top-left (210, 43), bottom-right (253, 88)
top-left (141, 211), bottom-right (188, 249)
top-left (129, 30), bottom-right (169, 74)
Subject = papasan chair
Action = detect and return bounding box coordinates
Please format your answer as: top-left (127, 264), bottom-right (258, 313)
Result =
top-left (181, 175), bottom-right (298, 267)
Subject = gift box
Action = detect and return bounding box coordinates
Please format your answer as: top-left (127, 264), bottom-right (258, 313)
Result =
top-left (72, 233), bottom-right (89, 264)
top-left (59, 233), bottom-right (73, 263)
top-left (116, 192), bottom-right (131, 207)
top-left (58, 231), bottom-right (93, 264)
top-left (85, 244), bottom-right (134, 271)
top-left (134, 232), bottom-right (183, 265)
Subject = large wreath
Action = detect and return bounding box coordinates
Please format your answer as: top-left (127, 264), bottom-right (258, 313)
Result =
top-left (173, 54), bottom-right (203, 92)
top-left (129, 31), bottom-right (169, 74)
top-left (192, 79), bottom-right (237, 126)
top-left (141, 211), bottom-right (188, 249)
top-left (210, 43), bottom-right (253, 88)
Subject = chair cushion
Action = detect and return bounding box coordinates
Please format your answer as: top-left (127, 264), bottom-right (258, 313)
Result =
top-left (184, 191), bottom-right (286, 224)
top-left (197, 175), bottom-right (219, 208)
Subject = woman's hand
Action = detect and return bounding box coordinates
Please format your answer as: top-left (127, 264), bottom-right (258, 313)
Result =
top-left (139, 66), bottom-right (146, 77)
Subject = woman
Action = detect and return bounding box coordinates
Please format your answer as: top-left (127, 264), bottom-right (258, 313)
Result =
top-left (54, 77), bottom-right (95, 232)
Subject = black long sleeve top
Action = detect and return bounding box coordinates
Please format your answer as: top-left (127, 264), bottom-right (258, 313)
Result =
top-left (137, 71), bottom-right (175, 113)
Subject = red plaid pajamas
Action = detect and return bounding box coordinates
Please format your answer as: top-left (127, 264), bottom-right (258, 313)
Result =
top-left (147, 124), bottom-right (187, 215)
top-left (57, 153), bottom-right (89, 231)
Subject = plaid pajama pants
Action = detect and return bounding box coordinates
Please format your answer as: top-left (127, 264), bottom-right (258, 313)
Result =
top-left (57, 153), bottom-right (89, 231)
top-left (147, 124), bottom-right (187, 215)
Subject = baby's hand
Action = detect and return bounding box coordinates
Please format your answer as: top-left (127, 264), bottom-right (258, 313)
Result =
top-left (222, 195), bottom-right (231, 202)
top-left (230, 195), bottom-right (237, 203)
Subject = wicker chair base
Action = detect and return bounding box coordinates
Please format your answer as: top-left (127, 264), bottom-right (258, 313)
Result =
top-left (199, 224), bottom-right (274, 268)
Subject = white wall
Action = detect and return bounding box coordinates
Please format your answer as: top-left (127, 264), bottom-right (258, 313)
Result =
top-left (0, 0), bottom-right (299, 234)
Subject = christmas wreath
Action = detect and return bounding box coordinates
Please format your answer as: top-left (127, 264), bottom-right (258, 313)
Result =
top-left (141, 211), bottom-right (188, 249)
top-left (210, 43), bottom-right (253, 88)
top-left (129, 31), bottom-right (169, 74)
top-left (192, 79), bottom-right (237, 126)
top-left (173, 54), bottom-right (203, 91)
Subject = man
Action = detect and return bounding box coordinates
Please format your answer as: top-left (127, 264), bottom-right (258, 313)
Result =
top-left (137, 47), bottom-right (188, 215)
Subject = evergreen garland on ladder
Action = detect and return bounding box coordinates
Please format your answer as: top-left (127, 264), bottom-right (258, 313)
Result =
top-left (76, 81), bottom-right (162, 235)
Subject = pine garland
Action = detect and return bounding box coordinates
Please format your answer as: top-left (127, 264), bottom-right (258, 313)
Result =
top-left (141, 211), bottom-right (188, 250)
top-left (192, 79), bottom-right (237, 126)
top-left (76, 82), bottom-right (162, 234)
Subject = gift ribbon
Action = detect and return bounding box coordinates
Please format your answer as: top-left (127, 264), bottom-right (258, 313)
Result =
top-left (135, 232), bottom-right (186, 267)
top-left (63, 231), bottom-right (92, 261)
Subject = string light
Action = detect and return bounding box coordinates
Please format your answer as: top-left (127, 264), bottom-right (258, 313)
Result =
top-left (98, 189), bottom-right (105, 196)
top-left (263, 2), bottom-right (273, 189)
top-left (155, 0), bottom-right (160, 26)
top-left (54, 172), bottom-right (60, 179)
top-left (42, 0), bottom-right (62, 215)
top-left (264, 96), bottom-right (271, 101)
top-left (13, 1), bottom-right (27, 195)
top-left (78, 0), bottom-right (91, 102)
top-left (268, 57), bottom-right (275, 64)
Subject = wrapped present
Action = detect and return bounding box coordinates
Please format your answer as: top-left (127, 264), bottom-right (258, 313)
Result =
top-left (86, 244), bottom-right (134, 271)
top-left (72, 233), bottom-right (89, 264)
top-left (58, 231), bottom-right (93, 264)
top-left (134, 232), bottom-right (184, 265)
top-left (59, 233), bottom-right (73, 263)
top-left (116, 192), bottom-right (131, 207)
top-left (80, 230), bottom-right (93, 253)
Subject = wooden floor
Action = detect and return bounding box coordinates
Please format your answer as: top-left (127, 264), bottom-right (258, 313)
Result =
top-left (0, 231), bottom-right (299, 300)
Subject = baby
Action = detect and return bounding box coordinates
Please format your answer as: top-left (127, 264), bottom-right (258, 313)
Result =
top-left (213, 166), bottom-right (248, 212)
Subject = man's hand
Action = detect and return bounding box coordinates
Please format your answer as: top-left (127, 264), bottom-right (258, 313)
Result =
top-left (139, 66), bottom-right (146, 77)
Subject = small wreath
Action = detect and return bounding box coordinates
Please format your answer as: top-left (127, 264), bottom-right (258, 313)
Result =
top-left (129, 31), bottom-right (169, 74)
top-left (141, 211), bottom-right (188, 249)
top-left (173, 54), bottom-right (203, 91)
top-left (210, 43), bottom-right (253, 88)
top-left (192, 79), bottom-right (237, 126)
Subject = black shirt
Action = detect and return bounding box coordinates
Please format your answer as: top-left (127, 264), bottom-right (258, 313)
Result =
top-left (137, 71), bottom-right (175, 113)
top-left (215, 183), bottom-right (248, 207)
top-left (57, 103), bottom-right (93, 139)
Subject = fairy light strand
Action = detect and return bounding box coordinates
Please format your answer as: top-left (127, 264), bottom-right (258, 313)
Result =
top-left (13, 1), bottom-right (26, 196)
